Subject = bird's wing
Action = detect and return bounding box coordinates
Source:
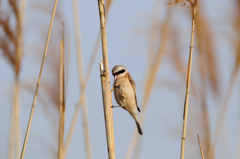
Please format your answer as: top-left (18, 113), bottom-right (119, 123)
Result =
top-left (128, 73), bottom-right (141, 112)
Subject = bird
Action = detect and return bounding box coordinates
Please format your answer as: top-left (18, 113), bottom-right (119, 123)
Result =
top-left (111, 65), bottom-right (143, 135)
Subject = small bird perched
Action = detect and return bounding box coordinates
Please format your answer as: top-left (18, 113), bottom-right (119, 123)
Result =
top-left (111, 65), bottom-right (143, 135)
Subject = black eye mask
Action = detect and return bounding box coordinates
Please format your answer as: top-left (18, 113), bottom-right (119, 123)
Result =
top-left (113, 69), bottom-right (125, 76)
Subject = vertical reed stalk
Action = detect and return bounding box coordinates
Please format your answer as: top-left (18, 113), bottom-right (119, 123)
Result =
top-left (180, 1), bottom-right (198, 159)
top-left (125, 9), bottom-right (171, 159)
top-left (65, 36), bottom-right (71, 97)
top-left (209, 66), bottom-right (239, 159)
top-left (72, 0), bottom-right (92, 158)
top-left (58, 40), bottom-right (65, 159)
top-left (20, 0), bottom-right (58, 158)
top-left (210, 30), bottom-right (240, 158)
top-left (1, 0), bottom-right (26, 157)
top-left (85, 32), bottom-right (101, 84)
top-left (197, 134), bottom-right (205, 159)
top-left (236, 99), bottom-right (240, 159)
top-left (13, 77), bottom-right (21, 159)
top-left (19, 0), bottom-right (26, 26)
top-left (63, 33), bottom-right (98, 159)
top-left (80, 95), bottom-right (92, 159)
top-left (64, 32), bottom-right (99, 159)
top-left (64, 34), bottom-right (98, 158)
top-left (15, 7), bottom-right (22, 152)
top-left (85, 0), bottom-right (111, 83)
top-left (8, 103), bottom-right (15, 159)
top-left (8, 77), bottom-right (20, 159)
top-left (64, 98), bottom-right (81, 155)
top-left (13, 0), bottom-right (26, 156)
top-left (98, 0), bottom-right (115, 158)
top-left (64, 2), bottom-right (113, 155)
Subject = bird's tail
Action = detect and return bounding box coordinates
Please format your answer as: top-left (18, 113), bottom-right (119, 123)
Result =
top-left (136, 121), bottom-right (143, 135)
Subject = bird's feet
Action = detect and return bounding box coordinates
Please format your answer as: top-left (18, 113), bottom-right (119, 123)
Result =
top-left (111, 105), bottom-right (121, 108)
top-left (111, 84), bottom-right (120, 92)
top-left (110, 87), bottom-right (115, 92)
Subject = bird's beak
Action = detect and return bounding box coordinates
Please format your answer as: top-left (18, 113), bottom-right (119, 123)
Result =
top-left (114, 75), bottom-right (118, 80)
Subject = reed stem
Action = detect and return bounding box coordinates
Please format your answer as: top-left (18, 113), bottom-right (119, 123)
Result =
top-left (72, 0), bottom-right (92, 158)
top-left (197, 134), bottom-right (205, 159)
top-left (180, 1), bottom-right (198, 159)
top-left (20, 0), bottom-right (58, 158)
top-left (98, 0), bottom-right (115, 158)
top-left (58, 40), bottom-right (65, 159)
top-left (125, 8), bottom-right (171, 159)
top-left (64, 2), bottom-right (113, 155)
top-left (14, 77), bottom-right (21, 159)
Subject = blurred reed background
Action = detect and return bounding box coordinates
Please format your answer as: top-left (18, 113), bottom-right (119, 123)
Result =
top-left (0, 0), bottom-right (239, 159)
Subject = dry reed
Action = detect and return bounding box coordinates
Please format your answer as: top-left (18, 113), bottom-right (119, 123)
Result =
top-left (197, 134), bottom-right (205, 159)
top-left (167, 3), bottom-right (218, 157)
top-left (209, 0), bottom-right (240, 157)
top-left (84, 0), bottom-right (112, 88)
top-left (125, 7), bottom-right (171, 159)
top-left (161, 1), bottom-right (222, 158)
top-left (16, 0), bottom-right (24, 154)
top-left (194, 10), bottom-right (214, 157)
top-left (64, 0), bottom-right (113, 157)
top-left (64, 33), bottom-right (97, 158)
top-left (58, 39), bottom-right (65, 159)
top-left (0, 0), bottom-right (25, 157)
top-left (20, 0), bottom-right (59, 158)
top-left (63, 36), bottom-right (74, 156)
top-left (25, 3), bottom-right (66, 158)
top-left (65, 36), bottom-right (72, 98)
top-left (9, 107), bottom-right (15, 159)
top-left (71, 0), bottom-right (92, 158)
top-left (98, 0), bottom-right (115, 158)
top-left (180, 1), bottom-right (198, 159)
top-left (237, 95), bottom-right (240, 159)
top-left (209, 36), bottom-right (240, 159)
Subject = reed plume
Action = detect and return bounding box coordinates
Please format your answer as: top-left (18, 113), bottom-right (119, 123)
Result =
top-left (0, 0), bottom-right (25, 158)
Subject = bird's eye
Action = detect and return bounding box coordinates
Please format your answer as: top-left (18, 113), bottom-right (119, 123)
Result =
top-left (118, 69), bottom-right (125, 74)
top-left (114, 69), bottom-right (125, 76)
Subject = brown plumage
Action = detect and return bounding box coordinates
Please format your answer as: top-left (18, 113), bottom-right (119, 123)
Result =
top-left (128, 73), bottom-right (141, 112)
top-left (112, 65), bottom-right (143, 135)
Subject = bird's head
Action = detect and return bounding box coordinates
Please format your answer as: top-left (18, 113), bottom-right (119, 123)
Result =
top-left (112, 65), bottom-right (128, 80)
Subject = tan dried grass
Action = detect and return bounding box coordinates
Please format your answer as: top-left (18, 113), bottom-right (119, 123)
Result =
top-left (125, 6), bottom-right (172, 159)
top-left (20, 0), bottom-right (59, 158)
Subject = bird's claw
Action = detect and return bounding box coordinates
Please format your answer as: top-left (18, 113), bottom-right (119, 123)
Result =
top-left (111, 87), bottom-right (115, 92)
top-left (111, 105), bottom-right (121, 108)
top-left (111, 85), bottom-right (120, 92)
top-left (114, 85), bottom-right (120, 89)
